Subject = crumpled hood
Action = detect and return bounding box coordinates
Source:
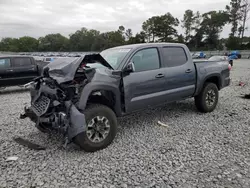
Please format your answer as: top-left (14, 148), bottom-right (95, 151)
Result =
top-left (45, 53), bottom-right (113, 84)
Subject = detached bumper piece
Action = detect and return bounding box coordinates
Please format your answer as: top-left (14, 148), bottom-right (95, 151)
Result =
top-left (13, 137), bottom-right (46, 150)
top-left (65, 101), bottom-right (87, 140)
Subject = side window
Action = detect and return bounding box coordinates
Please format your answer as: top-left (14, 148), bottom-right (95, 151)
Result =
top-left (0, 58), bottom-right (11, 68)
top-left (162, 47), bottom-right (187, 67)
top-left (131, 48), bottom-right (160, 72)
top-left (13, 58), bottom-right (32, 67)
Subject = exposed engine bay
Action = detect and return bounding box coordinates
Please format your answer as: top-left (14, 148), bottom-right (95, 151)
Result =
top-left (20, 54), bottom-right (115, 147)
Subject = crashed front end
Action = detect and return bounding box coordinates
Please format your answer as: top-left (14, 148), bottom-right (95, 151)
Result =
top-left (20, 54), bottom-right (112, 146)
top-left (20, 76), bottom-right (86, 144)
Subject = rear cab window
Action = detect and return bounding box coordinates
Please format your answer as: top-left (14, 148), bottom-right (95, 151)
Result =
top-left (0, 58), bottom-right (11, 68)
top-left (162, 46), bottom-right (188, 67)
top-left (12, 57), bottom-right (32, 67)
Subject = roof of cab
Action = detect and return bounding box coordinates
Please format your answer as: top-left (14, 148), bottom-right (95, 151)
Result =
top-left (107, 42), bottom-right (187, 50)
top-left (0, 55), bottom-right (33, 58)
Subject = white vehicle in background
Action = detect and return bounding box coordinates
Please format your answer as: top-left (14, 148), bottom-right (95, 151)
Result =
top-left (208, 55), bottom-right (233, 66)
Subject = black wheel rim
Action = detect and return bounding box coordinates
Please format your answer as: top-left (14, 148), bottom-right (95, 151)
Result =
top-left (205, 89), bottom-right (216, 107)
top-left (86, 116), bottom-right (110, 143)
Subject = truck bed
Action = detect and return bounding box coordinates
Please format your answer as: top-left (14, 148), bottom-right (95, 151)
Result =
top-left (193, 60), bottom-right (230, 96)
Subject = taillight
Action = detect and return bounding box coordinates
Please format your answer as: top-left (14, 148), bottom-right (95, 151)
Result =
top-left (228, 64), bottom-right (232, 71)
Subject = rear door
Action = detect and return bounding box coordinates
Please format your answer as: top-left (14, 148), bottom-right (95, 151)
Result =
top-left (122, 47), bottom-right (168, 113)
top-left (11, 57), bottom-right (37, 85)
top-left (160, 46), bottom-right (196, 102)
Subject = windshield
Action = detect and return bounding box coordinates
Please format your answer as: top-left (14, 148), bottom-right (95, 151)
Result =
top-left (99, 48), bottom-right (131, 69)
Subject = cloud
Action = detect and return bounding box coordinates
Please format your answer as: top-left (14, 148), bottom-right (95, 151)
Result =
top-left (0, 0), bottom-right (249, 39)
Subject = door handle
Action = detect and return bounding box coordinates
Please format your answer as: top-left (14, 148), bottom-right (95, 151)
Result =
top-left (155, 73), bottom-right (164, 78)
top-left (185, 69), bottom-right (192, 73)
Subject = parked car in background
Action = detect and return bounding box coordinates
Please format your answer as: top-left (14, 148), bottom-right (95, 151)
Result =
top-left (192, 51), bottom-right (206, 59)
top-left (43, 57), bottom-right (56, 63)
top-left (208, 55), bottom-right (233, 66)
top-left (228, 50), bottom-right (241, 59)
top-left (0, 55), bottom-right (44, 89)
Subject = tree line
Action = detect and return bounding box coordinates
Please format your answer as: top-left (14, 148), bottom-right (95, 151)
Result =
top-left (0, 0), bottom-right (249, 52)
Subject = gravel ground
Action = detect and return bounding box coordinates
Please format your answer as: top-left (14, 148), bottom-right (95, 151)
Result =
top-left (1, 59), bottom-right (250, 188)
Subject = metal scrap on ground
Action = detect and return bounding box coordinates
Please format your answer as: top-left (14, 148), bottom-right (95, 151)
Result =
top-left (6, 156), bottom-right (18, 162)
top-left (157, 121), bottom-right (168, 127)
top-left (241, 94), bottom-right (250, 99)
top-left (13, 137), bottom-right (46, 150)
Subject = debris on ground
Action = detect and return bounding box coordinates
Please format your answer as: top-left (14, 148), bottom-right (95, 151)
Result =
top-left (6, 156), bottom-right (18, 162)
top-left (241, 94), bottom-right (250, 99)
top-left (238, 81), bottom-right (246, 86)
top-left (228, 112), bottom-right (238, 116)
top-left (13, 137), bottom-right (46, 150)
top-left (157, 121), bottom-right (168, 127)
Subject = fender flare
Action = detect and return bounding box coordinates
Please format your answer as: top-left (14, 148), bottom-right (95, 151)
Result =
top-left (196, 74), bottom-right (222, 95)
top-left (77, 82), bottom-right (122, 116)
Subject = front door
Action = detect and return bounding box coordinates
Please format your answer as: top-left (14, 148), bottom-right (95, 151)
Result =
top-left (122, 47), bottom-right (167, 113)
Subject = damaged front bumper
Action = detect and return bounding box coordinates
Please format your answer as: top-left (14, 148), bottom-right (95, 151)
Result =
top-left (20, 100), bottom-right (87, 142)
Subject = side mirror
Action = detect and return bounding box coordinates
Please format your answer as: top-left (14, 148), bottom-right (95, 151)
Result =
top-left (124, 62), bottom-right (135, 73)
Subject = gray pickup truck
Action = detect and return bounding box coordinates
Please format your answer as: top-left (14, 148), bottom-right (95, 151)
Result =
top-left (20, 43), bottom-right (230, 152)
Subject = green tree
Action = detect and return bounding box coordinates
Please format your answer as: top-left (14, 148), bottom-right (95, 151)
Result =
top-left (142, 13), bottom-right (179, 42)
top-left (0, 37), bottom-right (19, 52)
top-left (125, 28), bottom-right (133, 40)
top-left (142, 16), bottom-right (158, 42)
top-left (18, 36), bottom-right (38, 52)
top-left (118, 25), bottom-right (125, 34)
top-left (239, 0), bottom-right (250, 38)
top-left (38, 33), bottom-right (69, 51)
top-left (188, 11), bottom-right (203, 49)
top-left (102, 31), bottom-right (125, 48)
top-left (155, 13), bottom-right (180, 42)
top-left (226, 36), bottom-right (241, 49)
top-left (226, 0), bottom-right (242, 37)
top-left (118, 25), bottom-right (126, 41)
top-left (127, 31), bottom-right (146, 44)
top-left (177, 34), bottom-right (185, 43)
top-left (69, 28), bottom-right (100, 51)
top-left (201, 11), bottom-right (229, 49)
top-left (181, 10), bottom-right (196, 42)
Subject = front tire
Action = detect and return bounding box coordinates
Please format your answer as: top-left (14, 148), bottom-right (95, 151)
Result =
top-left (73, 104), bottom-right (117, 152)
top-left (195, 82), bottom-right (219, 113)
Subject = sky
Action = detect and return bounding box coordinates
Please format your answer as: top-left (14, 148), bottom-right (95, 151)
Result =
top-left (0, 0), bottom-right (249, 39)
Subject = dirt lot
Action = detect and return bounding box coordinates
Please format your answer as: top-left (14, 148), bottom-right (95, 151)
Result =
top-left (0, 59), bottom-right (250, 188)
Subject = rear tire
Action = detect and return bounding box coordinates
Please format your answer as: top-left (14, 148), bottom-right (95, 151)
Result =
top-left (195, 82), bottom-right (219, 113)
top-left (73, 104), bottom-right (117, 152)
